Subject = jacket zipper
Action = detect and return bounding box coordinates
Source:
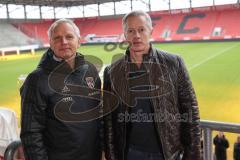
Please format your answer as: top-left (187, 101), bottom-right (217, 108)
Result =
top-left (147, 59), bottom-right (167, 160)
top-left (151, 98), bottom-right (167, 160)
top-left (122, 60), bottom-right (128, 160)
top-left (122, 105), bottom-right (127, 160)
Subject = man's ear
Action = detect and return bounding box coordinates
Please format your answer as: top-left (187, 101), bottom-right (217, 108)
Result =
top-left (124, 32), bottom-right (127, 40)
top-left (49, 40), bottom-right (54, 50)
top-left (78, 37), bottom-right (81, 46)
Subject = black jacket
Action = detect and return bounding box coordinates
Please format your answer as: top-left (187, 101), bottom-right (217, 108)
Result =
top-left (20, 49), bottom-right (102, 160)
top-left (213, 135), bottom-right (229, 160)
top-left (103, 47), bottom-right (201, 160)
top-left (234, 142), bottom-right (240, 160)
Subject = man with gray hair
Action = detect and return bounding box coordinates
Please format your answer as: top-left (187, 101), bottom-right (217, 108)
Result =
top-left (20, 19), bottom-right (102, 160)
top-left (104, 10), bottom-right (201, 160)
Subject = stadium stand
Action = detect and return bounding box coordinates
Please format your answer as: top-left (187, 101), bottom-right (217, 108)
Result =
top-left (75, 17), bottom-right (124, 43)
top-left (214, 9), bottom-right (240, 39)
top-left (0, 4), bottom-right (238, 48)
top-left (75, 17), bottom-right (122, 35)
top-left (172, 12), bottom-right (215, 40)
top-left (9, 4), bottom-right (240, 45)
top-left (0, 22), bottom-right (33, 48)
top-left (12, 20), bottom-right (54, 46)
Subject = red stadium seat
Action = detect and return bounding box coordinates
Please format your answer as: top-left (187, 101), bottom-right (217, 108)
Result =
top-left (12, 5), bottom-right (240, 43)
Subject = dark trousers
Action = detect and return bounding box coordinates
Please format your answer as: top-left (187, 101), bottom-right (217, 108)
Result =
top-left (127, 147), bottom-right (165, 160)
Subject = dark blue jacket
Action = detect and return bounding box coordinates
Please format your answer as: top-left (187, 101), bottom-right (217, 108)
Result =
top-left (20, 49), bottom-right (102, 160)
top-left (234, 142), bottom-right (240, 160)
top-left (213, 135), bottom-right (229, 160)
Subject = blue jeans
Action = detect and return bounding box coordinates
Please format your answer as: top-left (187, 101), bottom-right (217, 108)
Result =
top-left (127, 147), bottom-right (165, 160)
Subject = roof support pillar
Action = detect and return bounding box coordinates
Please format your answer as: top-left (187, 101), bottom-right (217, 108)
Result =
top-left (53, 6), bottom-right (56, 19)
top-left (113, 1), bottom-right (116, 15)
top-left (148, 0), bottom-right (151, 11)
top-left (98, 2), bottom-right (100, 16)
top-left (23, 4), bottom-right (27, 19)
top-left (82, 5), bottom-right (85, 17)
top-left (39, 5), bottom-right (42, 19)
top-left (6, 3), bottom-right (10, 19)
top-left (130, 0), bottom-right (133, 11)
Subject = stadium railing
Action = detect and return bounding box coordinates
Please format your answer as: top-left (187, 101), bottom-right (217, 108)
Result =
top-left (200, 120), bottom-right (240, 160)
top-left (3, 120), bottom-right (240, 160)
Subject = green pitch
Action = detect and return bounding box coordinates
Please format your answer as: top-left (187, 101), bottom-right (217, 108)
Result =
top-left (1, 42), bottom-right (240, 122)
top-left (0, 42), bottom-right (240, 159)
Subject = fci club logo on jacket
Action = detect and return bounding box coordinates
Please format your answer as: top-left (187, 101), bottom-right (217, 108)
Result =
top-left (85, 77), bottom-right (95, 88)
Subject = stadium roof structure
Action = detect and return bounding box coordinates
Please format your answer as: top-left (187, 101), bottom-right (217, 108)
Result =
top-left (0, 0), bottom-right (126, 7)
top-left (1, 0), bottom-right (239, 19)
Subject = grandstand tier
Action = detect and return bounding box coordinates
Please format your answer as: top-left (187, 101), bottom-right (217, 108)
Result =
top-left (2, 4), bottom-right (240, 47)
top-left (0, 22), bottom-right (33, 48)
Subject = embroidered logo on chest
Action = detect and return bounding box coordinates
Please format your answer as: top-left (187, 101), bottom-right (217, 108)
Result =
top-left (85, 77), bottom-right (95, 88)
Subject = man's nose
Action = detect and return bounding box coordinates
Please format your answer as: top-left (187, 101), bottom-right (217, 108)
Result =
top-left (61, 37), bottom-right (68, 44)
top-left (135, 31), bottom-right (141, 37)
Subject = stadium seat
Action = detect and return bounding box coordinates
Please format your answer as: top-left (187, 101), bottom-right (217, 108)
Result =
top-left (4, 140), bottom-right (24, 160)
top-left (10, 6), bottom-right (240, 44)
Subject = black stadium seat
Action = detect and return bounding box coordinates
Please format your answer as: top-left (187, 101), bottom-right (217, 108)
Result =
top-left (4, 140), bottom-right (24, 160)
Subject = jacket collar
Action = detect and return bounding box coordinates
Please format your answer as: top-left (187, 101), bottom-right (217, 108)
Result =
top-left (125, 43), bottom-right (157, 63)
top-left (38, 48), bottom-right (85, 74)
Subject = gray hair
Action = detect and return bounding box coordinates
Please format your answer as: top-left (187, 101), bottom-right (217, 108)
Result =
top-left (122, 10), bottom-right (152, 32)
top-left (48, 18), bottom-right (80, 39)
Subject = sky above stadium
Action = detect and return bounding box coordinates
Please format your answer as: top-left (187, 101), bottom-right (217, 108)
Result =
top-left (0, 0), bottom-right (238, 19)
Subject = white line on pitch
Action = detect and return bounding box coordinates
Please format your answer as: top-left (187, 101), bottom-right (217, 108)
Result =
top-left (189, 43), bottom-right (239, 71)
